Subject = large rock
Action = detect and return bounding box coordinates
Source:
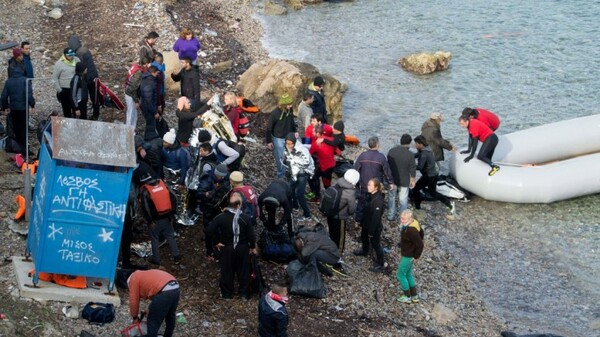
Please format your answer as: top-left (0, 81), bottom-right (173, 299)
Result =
top-left (162, 51), bottom-right (181, 93)
top-left (236, 59), bottom-right (347, 122)
top-left (284, 0), bottom-right (303, 10)
top-left (398, 51), bottom-right (452, 74)
top-left (264, 1), bottom-right (288, 15)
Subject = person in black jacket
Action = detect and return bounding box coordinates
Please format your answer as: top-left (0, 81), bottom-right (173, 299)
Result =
top-left (306, 76), bottom-right (327, 123)
top-left (266, 94), bottom-right (297, 178)
top-left (412, 135), bottom-right (454, 218)
top-left (171, 57), bottom-right (200, 101)
top-left (139, 66), bottom-right (160, 141)
top-left (258, 179), bottom-right (294, 237)
top-left (198, 164), bottom-right (231, 259)
top-left (70, 62), bottom-right (88, 119)
top-left (206, 192), bottom-right (257, 300)
top-left (1, 64), bottom-right (35, 155)
top-left (386, 134), bottom-right (416, 221)
top-left (353, 178), bottom-right (386, 273)
top-left (258, 284), bottom-right (289, 337)
top-left (139, 174), bottom-right (181, 266)
top-left (68, 35), bottom-right (101, 120)
top-left (176, 96), bottom-right (210, 146)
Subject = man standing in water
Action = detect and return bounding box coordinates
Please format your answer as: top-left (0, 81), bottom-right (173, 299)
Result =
top-left (459, 115), bottom-right (500, 176)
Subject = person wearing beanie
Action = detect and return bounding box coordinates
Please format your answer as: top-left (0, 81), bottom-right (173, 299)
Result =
top-left (322, 120), bottom-right (346, 152)
top-left (387, 134), bottom-right (416, 221)
top-left (70, 62), bottom-right (88, 119)
top-left (282, 132), bottom-right (314, 223)
top-left (326, 168), bottom-right (358, 253)
top-left (196, 128), bottom-right (241, 170)
top-left (421, 112), bottom-right (456, 175)
top-left (161, 128), bottom-right (190, 186)
top-left (52, 47), bottom-right (80, 118)
top-left (266, 94), bottom-right (297, 178)
top-left (229, 171), bottom-right (259, 225)
top-left (307, 75), bottom-right (327, 124)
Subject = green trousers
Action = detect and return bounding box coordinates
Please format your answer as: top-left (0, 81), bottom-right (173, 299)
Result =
top-left (396, 256), bottom-right (415, 291)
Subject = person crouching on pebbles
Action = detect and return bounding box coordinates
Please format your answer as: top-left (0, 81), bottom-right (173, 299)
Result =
top-left (396, 209), bottom-right (424, 304)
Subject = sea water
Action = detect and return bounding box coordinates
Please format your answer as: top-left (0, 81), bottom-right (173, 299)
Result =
top-left (259, 1), bottom-right (600, 335)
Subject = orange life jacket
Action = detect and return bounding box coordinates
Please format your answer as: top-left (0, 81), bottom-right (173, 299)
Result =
top-left (141, 179), bottom-right (172, 215)
top-left (28, 270), bottom-right (87, 288)
top-left (236, 96), bottom-right (260, 113)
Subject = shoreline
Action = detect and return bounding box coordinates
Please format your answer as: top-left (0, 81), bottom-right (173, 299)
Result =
top-left (0, 0), bottom-right (558, 336)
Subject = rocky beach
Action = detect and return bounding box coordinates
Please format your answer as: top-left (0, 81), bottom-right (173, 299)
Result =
top-left (1, 1), bottom-right (595, 336)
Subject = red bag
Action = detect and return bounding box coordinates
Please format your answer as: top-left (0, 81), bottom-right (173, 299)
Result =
top-left (121, 321), bottom-right (147, 337)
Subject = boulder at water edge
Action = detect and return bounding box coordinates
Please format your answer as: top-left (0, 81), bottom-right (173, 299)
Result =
top-left (162, 51), bottom-right (182, 93)
top-left (398, 51), bottom-right (452, 74)
top-left (264, 1), bottom-right (288, 15)
top-left (236, 59), bottom-right (347, 123)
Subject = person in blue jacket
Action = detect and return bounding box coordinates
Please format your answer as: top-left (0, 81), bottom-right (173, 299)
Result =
top-left (258, 284), bottom-right (289, 337)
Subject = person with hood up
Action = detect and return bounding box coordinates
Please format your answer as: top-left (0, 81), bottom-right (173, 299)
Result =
top-left (412, 135), bottom-right (455, 218)
top-left (70, 62), bottom-right (88, 119)
top-left (172, 28), bottom-right (201, 64)
top-left (52, 48), bottom-right (80, 118)
top-left (171, 56), bottom-right (200, 101)
top-left (1, 61), bottom-right (35, 155)
top-left (68, 35), bottom-right (100, 120)
top-left (282, 132), bottom-right (314, 221)
top-left (326, 168), bottom-right (359, 252)
top-left (353, 178), bottom-right (386, 273)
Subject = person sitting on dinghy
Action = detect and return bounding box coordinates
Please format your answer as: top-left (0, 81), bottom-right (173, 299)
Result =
top-left (458, 115), bottom-right (500, 176)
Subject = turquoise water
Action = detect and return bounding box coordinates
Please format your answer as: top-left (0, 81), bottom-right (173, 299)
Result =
top-left (260, 1), bottom-right (600, 335)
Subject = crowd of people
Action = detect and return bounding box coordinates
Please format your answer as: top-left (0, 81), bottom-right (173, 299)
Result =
top-left (1, 29), bottom-right (503, 336)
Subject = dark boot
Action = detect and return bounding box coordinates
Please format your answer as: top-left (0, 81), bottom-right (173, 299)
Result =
top-left (410, 287), bottom-right (419, 303)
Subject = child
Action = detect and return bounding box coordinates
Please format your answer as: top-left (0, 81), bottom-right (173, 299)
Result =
top-left (258, 285), bottom-right (289, 336)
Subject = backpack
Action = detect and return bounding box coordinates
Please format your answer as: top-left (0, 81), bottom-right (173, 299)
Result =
top-left (233, 185), bottom-right (258, 219)
top-left (319, 185), bottom-right (343, 216)
top-left (141, 180), bottom-right (172, 215)
top-left (81, 302), bottom-right (115, 325)
top-left (215, 139), bottom-right (246, 171)
top-left (238, 112), bottom-right (250, 137)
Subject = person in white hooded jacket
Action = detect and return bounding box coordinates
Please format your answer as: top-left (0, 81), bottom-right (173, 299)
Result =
top-left (282, 132), bottom-right (314, 221)
top-left (52, 48), bottom-right (80, 118)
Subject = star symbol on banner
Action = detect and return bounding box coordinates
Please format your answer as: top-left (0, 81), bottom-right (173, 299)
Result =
top-left (98, 228), bottom-right (114, 243)
top-left (47, 223), bottom-right (63, 240)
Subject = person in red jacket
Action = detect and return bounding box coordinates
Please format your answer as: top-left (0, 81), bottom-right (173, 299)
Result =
top-left (459, 115), bottom-right (500, 176)
top-left (223, 91), bottom-right (242, 139)
top-left (127, 269), bottom-right (180, 337)
top-left (309, 125), bottom-right (336, 190)
top-left (462, 107), bottom-right (500, 131)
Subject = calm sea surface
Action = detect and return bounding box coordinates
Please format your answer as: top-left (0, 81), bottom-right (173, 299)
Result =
top-left (259, 1), bottom-right (600, 335)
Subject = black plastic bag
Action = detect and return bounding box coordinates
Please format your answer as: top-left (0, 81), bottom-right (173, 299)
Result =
top-left (249, 255), bottom-right (265, 295)
top-left (286, 258), bottom-right (327, 298)
top-left (258, 229), bottom-right (295, 263)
